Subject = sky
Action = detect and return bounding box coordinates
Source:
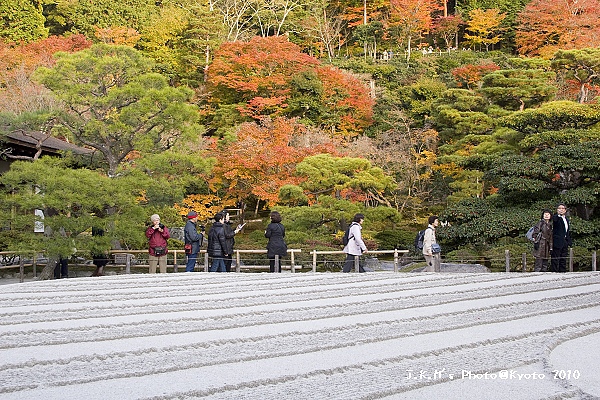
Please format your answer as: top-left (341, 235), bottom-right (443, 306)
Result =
top-left (0, 271), bottom-right (599, 399)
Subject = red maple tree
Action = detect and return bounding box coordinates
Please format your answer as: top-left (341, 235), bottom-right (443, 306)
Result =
top-left (516, 0), bottom-right (600, 57)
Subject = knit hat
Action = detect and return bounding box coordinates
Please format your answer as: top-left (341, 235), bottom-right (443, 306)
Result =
top-left (187, 211), bottom-right (198, 219)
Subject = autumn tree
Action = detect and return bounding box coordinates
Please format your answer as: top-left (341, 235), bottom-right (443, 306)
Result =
top-left (431, 15), bottom-right (464, 49)
top-left (464, 8), bottom-right (506, 51)
top-left (516, 0), bottom-right (600, 57)
top-left (208, 117), bottom-right (335, 214)
top-left (33, 44), bottom-right (200, 177)
top-left (389, 0), bottom-right (441, 61)
top-left (0, 35), bottom-right (91, 114)
top-left (451, 63), bottom-right (500, 90)
top-left (551, 48), bottom-right (600, 104)
top-left (206, 36), bottom-right (373, 137)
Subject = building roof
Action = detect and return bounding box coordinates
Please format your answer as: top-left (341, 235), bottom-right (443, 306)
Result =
top-left (2, 130), bottom-right (93, 156)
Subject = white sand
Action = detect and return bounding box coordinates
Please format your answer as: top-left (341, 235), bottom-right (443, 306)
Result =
top-left (0, 272), bottom-right (598, 399)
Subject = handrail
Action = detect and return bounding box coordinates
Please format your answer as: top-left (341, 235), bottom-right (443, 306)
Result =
top-left (309, 249), bottom-right (409, 273)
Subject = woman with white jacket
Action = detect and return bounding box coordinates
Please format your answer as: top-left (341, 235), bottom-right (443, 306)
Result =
top-left (342, 213), bottom-right (368, 273)
top-left (423, 215), bottom-right (440, 272)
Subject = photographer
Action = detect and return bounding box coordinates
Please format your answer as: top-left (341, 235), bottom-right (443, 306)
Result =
top-left (145, 214), bottom-right (170, 273)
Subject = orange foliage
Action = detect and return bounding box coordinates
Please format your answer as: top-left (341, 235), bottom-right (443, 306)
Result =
top-left (0, 35), bottom-right (91, 113)
top-left (207, 36), bottom-right (374, 136)
top-left (0, 35), bottom-right (91, 75)
top-left (451, 63), bottom-right (500, 89)
top-left (209, 117), bottom-right (336, 206)
top-left (208, 36), bottom-right (318, 111)
top-left (174, 194), bottom-right (236, 222)
top-left (316, 66), bottom-right (374, 137)
top-left (516, 0), bottom-right (600, 57)
top-left (389, 0), bottom-right (442, 34)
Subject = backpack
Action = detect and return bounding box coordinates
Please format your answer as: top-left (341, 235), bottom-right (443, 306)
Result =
top-left (342, 223), bottom-right (356, 246)
top-left (415, 228), bottom-right (428, 250)
top-left (525, 225), bottom-right (541, 243)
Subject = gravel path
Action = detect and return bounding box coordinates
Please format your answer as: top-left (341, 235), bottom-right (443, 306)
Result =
top-left (0, 272), bottom-right (599, 399)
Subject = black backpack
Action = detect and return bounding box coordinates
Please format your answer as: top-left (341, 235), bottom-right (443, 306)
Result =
top-left (414, 228), bottom-right (428, 250)
top-left (342, 223), bottom-right (357, 246)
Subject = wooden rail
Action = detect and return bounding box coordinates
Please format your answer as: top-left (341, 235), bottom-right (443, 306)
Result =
top-left (309, 249), bottom-right (409, 273)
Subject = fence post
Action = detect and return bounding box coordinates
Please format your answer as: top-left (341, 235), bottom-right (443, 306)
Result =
top-left (236, 250), bottom-right (241, 273)
top-left (592, 251), bottom-right (597, 272)
top-left (19, 257), bottom-right (24, 283)
top-left (312, 251), bottom-right (317, 273)
top-left (275, 255), bottom-right (280, 273)
top-left (569, 248), bottom-right (574, 272)
top-left (505, 250), bottom-right (510, 272)
top-left (522, 253), bottom-right (527, 272)
top-left (354, 255), bottom-right (360, 273)
top-left (125, 254), bottom-right (131, 274)
top-left (33, 252), bottom-right (37, 277)
top-left (290, 251), bottom-right (296, 273)
top-left (394, 249), bottom-right (399, 273)
top-left (204, 253), bottom-right (209, 272)
top-left (173, 252), bottom-right (178, 273)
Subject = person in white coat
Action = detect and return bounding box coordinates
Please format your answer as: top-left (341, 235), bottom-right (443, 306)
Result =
top-left (423, 215), bottom-right (440, 272)
top-left (342, 213), bottom-right (368, 272)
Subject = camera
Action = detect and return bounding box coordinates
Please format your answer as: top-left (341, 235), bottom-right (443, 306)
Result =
top-left (159, 223), bottom-right (165, 229)
top-left (199, 224), bottom-right (205, 231)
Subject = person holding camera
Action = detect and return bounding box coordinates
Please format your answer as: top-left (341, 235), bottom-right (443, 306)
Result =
top-left (146, 214), bottom-right (170, 273)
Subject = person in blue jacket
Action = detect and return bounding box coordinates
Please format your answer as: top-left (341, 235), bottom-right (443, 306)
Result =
top-left (184, 211), bottom-right (204, 272)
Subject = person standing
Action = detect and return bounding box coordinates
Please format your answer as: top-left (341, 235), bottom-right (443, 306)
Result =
top-left (208, 213), bottom-right (227, 272)
top-left (53, 256), bottom-right (69, 279)
top-left (223, 211), bottom-right (242, 272)
top-left (265, 211), bottom-right (287, 273)
top-left (146, 214), bottom-right (170, 274)
top-left (184, 211), bottom-right (204, 272)
top-left (551, 203), bottom-right (572, 273)
top-left (532, 209), bottom-right (553, 272)
top-left (342, 213), bottom-right (367, 273)
top-left (422, 215), bottom-right (441, 272)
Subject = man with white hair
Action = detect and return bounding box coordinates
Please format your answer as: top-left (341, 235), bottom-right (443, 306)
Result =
top-left (145, 214), bottom-right (170, 273)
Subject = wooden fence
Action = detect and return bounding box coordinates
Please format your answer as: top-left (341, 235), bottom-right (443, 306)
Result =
top-left (1, 248), bottom-right (597, 283)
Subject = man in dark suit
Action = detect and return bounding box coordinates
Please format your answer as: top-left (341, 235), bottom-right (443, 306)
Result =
top-left (551, 203), bottom-right (572, 273)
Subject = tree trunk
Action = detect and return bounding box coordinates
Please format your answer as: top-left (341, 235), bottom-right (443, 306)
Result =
top-left (36, 256), bottom-right (58, 280)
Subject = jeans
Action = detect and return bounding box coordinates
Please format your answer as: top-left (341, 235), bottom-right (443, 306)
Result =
top-left (186, 253), bottom-right (198, 272)
top-left (210, 256), bottom-right (226, 272)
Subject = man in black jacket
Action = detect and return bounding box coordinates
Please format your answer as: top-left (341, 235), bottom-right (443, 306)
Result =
top-left (208, 213), bottom-right (228, 272)
top-left (551, 203), bottom-right (572, 273)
